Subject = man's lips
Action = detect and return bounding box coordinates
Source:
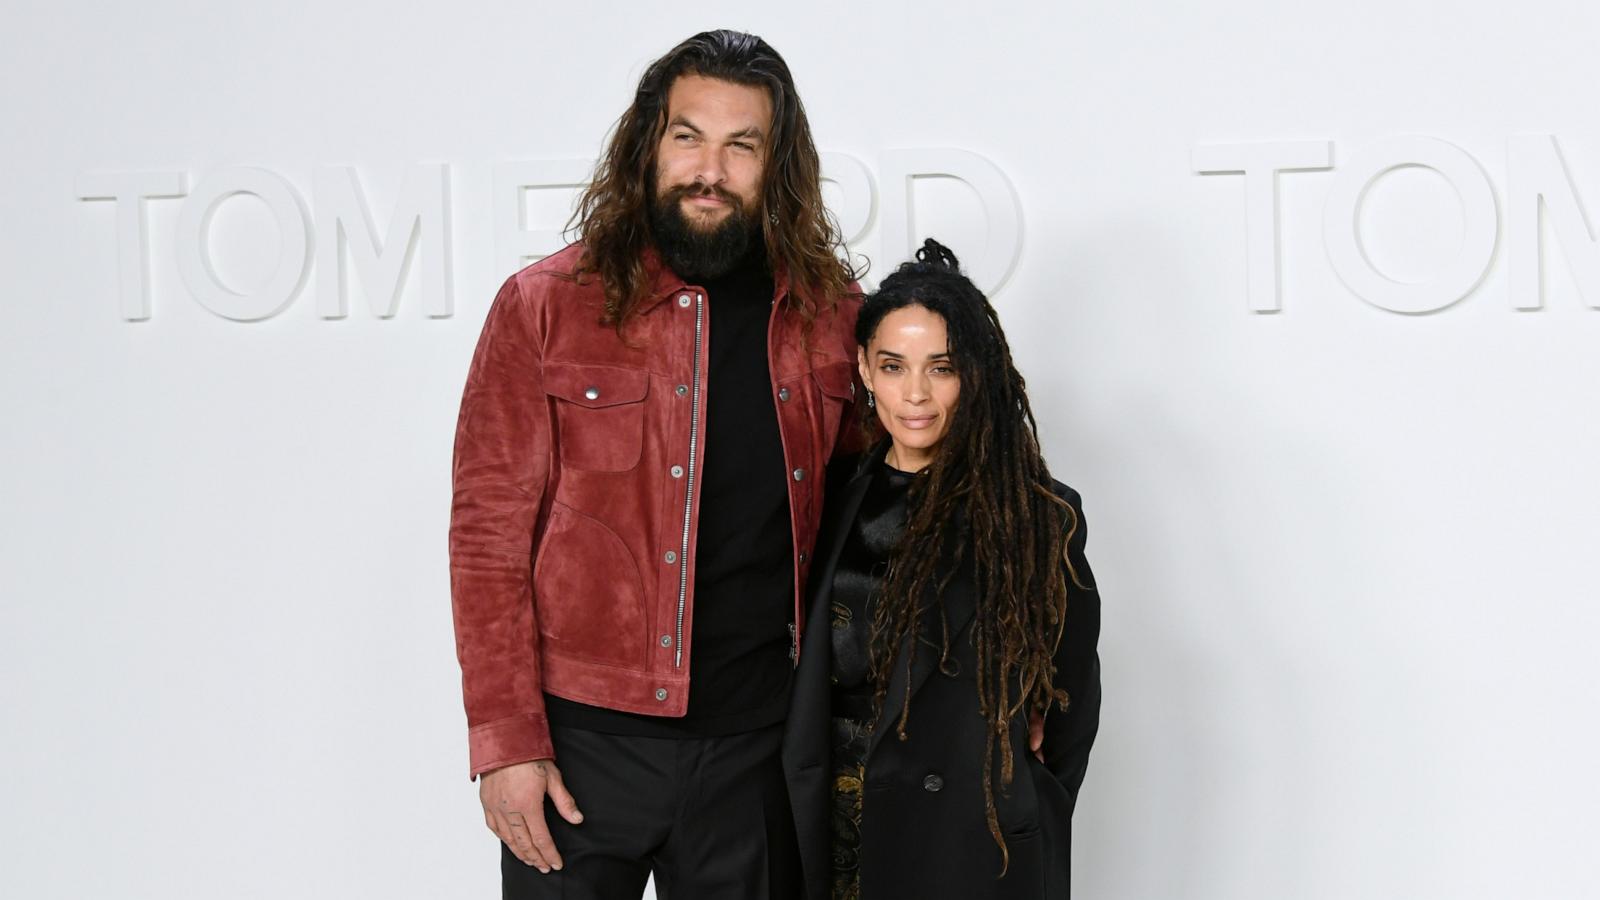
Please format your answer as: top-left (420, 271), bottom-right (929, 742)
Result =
top-left (684, 193), bottom-right (728, 207)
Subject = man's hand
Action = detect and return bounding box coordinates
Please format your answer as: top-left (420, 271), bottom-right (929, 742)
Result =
top-left (1029, 711), bottom-right (1046, 763)
top-left (479, 758), bottom-right (584, 873)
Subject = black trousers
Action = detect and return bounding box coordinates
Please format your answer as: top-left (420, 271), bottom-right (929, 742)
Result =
top-left (502, 723), bottom-right (801, 900)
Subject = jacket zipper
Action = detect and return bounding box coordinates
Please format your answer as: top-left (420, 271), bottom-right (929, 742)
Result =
top-left (674, 291), bottom-right (705, 668)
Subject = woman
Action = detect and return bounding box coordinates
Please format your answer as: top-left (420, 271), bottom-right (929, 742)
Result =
top-left (782, 239), bottom-right (1102, 900)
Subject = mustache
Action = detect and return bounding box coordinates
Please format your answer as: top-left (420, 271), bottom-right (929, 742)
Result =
top-left (661, 182), bottom-right (745, 209)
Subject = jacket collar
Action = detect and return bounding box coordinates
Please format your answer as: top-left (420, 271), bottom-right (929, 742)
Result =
top-left (635, 244), bottom-right (691, 311)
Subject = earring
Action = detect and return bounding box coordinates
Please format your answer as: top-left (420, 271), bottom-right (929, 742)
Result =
top-left (865, 390), bottom-right (875, 409)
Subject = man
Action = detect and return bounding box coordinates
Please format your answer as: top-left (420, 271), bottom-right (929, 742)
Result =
top-left (449, 30), bottom-right (861, 899)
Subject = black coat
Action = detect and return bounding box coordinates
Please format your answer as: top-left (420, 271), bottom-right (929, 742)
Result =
top-left (781, 452), bottom-right (1102, 900)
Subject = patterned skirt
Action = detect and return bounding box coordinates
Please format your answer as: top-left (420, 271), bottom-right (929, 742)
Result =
top-left (829, 715), bottom-right (873, 900)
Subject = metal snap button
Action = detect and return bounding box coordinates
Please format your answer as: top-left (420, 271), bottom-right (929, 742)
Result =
top-left (583, 386), bottom-right (600, 401)
top-left (655, 688), bottom-right (669, 701)
top-left (675, 384), bottom-right (688, 397)
top-left (670, 465), bottom-right (683, 478)
top-left (664, 550), bottom-right (677, 564)
top-left (677, 295), bottom-right (691, 307)
top-left (660, 635), bottom-right (672, 647)
top-left (922, 774), bottom-right (944, 792)
top-left (778, 387), bottom-right (790, 402)
top-left (792, 468), bottom-right (805, 481)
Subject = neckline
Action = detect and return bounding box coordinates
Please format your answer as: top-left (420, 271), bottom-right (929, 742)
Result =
top-left (684, 243), bottom-right (771, 287)
top-left (877, 457), bottom-right (919, 480)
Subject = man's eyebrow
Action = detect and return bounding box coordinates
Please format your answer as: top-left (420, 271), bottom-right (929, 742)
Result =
top-left (667, 115), bottom-right (702, 134)
top-left (728, 126), bottom-right (766, 141)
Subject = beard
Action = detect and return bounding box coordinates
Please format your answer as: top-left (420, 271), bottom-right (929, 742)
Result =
top-left (648, 182), bottom-right (761, 280)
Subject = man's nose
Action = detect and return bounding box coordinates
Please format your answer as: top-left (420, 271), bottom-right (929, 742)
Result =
top-left (694, 145), bottom-right (726, 187)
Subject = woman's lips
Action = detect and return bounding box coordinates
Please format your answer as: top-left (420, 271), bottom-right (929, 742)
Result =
top-left (897, 415), bottom-right (937, 430)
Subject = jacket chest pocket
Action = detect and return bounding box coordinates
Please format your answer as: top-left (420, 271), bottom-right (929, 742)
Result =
top-left (811, 360), bottom-right (856, 454)
top-left (543, 362), bottom-right (650, 472)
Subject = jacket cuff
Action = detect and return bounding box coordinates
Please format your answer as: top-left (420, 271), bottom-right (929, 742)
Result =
top-left (467, 713), bottom-right (555, 780)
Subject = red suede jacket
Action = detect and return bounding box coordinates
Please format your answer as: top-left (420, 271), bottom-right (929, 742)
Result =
top-left (449, 244), bottom-right (861, 777)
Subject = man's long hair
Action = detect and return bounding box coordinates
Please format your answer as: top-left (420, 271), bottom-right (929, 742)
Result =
top-left (568, 30), bottom-right (858, 328)
top-left (860, 239), bottom-right (1087, 872)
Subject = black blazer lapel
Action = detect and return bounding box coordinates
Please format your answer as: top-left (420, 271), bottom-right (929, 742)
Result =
top-left (866, 545), bottom-right (978, 760)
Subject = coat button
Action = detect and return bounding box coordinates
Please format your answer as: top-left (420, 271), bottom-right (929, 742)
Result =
top-left (792, 468), bottom-right (805, 481)
top-left (922, 774), bottom-right (944, 792)
top-left (663, 550), bottom-right (677, 564)
top-left (660, 634), bottom-right (673, 647)
top-left (655, 688), bottom-right (669, 701)
top-left (670, 465), bottom-right (683, 478)
top-left (583, 386), bottom-right (600, 401)
top-left (676, 384), bottom-right (688, 397)
top-left (778, 387), bottom-right (790, 402)
top-left (677, 294), bottom-right (691, 307)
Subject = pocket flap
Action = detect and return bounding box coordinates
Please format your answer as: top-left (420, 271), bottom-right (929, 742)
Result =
top-left (543, 363), bottom-right (650, 408)
top-left (812, 361), bottom-right (856, 400)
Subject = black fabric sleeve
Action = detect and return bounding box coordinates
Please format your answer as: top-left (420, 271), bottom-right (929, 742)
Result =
top-left (1041, 487), bottom-right (1102, 813)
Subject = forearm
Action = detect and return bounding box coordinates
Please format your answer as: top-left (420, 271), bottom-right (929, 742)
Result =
top-left (1041, 488), bottom-right (1102, 809)
top-left (451, 554), bottom-right (554, 776)
top-left (450, 274), bottom-right (554, 777)
top-left (1042, 653), bottom-right (1100, 810)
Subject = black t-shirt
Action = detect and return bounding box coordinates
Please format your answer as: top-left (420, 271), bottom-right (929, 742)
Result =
top-left (545, 248), bottom-right (796, 736)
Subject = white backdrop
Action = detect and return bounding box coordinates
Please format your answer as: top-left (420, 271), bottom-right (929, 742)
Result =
top-left (4, 1), bottom-right (1598, 898)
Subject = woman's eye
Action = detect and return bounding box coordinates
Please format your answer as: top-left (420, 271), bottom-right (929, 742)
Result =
top-left (879, 363), bottom-right (901, 372)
